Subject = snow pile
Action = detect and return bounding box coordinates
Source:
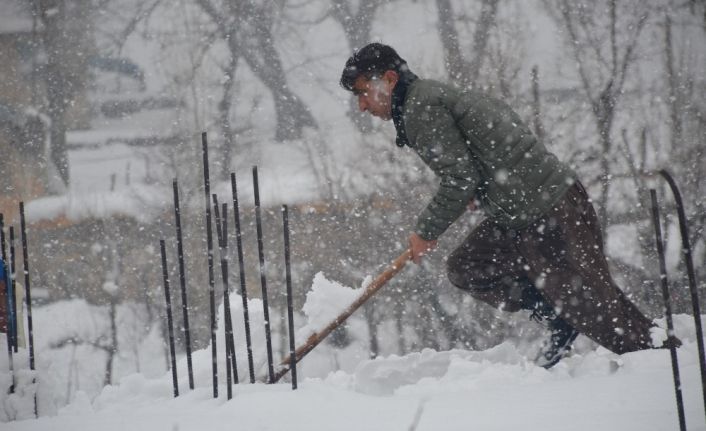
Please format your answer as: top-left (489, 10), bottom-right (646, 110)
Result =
top-left (298, 272), bottom-right (366, 337)
top-left (352, 343), bottom-right (531, 396)
top-left (181, 272), bottom-right (370, 382)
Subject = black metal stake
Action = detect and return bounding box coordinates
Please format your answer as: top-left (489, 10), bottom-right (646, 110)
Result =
top-left (19, 203), bottom-right (37, 417)
top-left (201, 132), bottom-right (218, 398)
top-left (659, 169), bottom-right (706, 419)
top-left (9, 227), bottom-right (17, 353)
top-left (282, 205), bottom-right (297, 390)
top-left (159, 240), bottom-right (179, 398)
top-left (231, 173), bottom-right (255, 383)
top-left (19, 203), bottom-right (35, 372)
top-left (0, 215), bottom-right (14, 394)
top-left (212, 197), bottom-right (237, 400)
top-left (221, 203), bottom-right (238, 384)
top-left (650, 189), bottom-right (686, 431)
top-left (253, 166), bottom-right (275, 383)
top-left (172, 179), bottom-right (194, 390)
top-left (212, 198), bottom-right (232, 397)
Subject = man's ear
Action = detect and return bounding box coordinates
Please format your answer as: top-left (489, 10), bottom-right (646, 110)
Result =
top-left (382, 70), bottom-right (399, 86)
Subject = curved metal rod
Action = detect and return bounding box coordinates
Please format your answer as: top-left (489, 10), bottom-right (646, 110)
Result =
top-left (650, 189), bottom-right (686, 431)
top-left (644, 168), bottom-right (706, 421)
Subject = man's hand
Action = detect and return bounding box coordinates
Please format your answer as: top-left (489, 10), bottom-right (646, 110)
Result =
top-left (408, 232), bottom-right (438, 264)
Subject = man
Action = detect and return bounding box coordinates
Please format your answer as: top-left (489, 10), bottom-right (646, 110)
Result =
top-left (340, 42), bottom-right (676, 368)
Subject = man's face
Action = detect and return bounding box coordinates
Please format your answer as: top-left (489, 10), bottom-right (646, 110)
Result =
top-left (352, 71), bottom-right (397, 121)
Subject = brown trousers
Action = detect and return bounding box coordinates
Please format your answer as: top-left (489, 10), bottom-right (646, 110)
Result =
top-left (447, 182), bottom-right (655, 354)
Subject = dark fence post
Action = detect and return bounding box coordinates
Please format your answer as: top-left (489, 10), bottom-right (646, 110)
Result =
top-left (282, 205), bottom-right (297, 390)
top-left (650, 189), bottom-right (686, 431)
top-left (658, 170), bottom-right (706, 420)
top-left (231, 173), bottom-right (256, 383)
top-left (159, 240), bottom-right (179, 398)
top-left (253, 166), bottom-right (274, 383)
top-left (201, 133), bottom-right (218, 398)
top-left (172, 179), bottom-right (194, 390)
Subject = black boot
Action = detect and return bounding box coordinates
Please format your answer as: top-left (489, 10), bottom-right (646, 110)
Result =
top-left (521, 285), bottom-right (580, 369)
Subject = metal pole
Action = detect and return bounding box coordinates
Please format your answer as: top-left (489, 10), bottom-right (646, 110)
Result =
top-left (213, 197), bottom-right (237, 400)
top-left (19, 203), bottom-right (35, 372)
top-left (650, 189), bottom-right (686, 431)
top-left (221, 203), bottom-right (238, 384)
top-left (159, 240), bottom-right (179, 398)
top-left (231, 173), bottom-right (255, 383)
top-left (9, 227), bottom-right (17, 353)
top-left (201, 132), bottom-right (218, 398)
top-left (659, 169), bottom-right (706, 419)
top-left (282, 205), bottom-right (297, 390)
top-left (172, 179), bottom-right (194, 390)
top-left (253, 166), bottom-right (275, 383)
top-left (19, 203), bottom-right (37, 416)
top-left (0, 215), bottom-right (14, 394)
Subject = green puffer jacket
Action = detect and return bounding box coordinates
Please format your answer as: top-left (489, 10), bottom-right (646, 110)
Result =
top-left (402, 79), bottom-right (576, 240)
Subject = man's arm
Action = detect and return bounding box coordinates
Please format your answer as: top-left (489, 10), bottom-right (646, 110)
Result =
top-left (412, 105), bottom-right (481, 244)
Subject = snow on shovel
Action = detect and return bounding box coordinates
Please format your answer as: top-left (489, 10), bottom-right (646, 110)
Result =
top-left (271, 249), bottom-right (413, 383)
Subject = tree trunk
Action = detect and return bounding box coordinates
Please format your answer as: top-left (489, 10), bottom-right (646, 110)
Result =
top-left (104, 299), bottom-right (117, 386)
top-left (331, 0), bottom-right (379, 133)
top-left (41, 3), bottom-right (71, 187)
top-left (594, 79), bottom-right (616, 230)
top-left (218, 45), bottom-right (238, 180)
top-left (363, 301), bottom-right (379, 358)
top-left (531, 66), bottom-right (547, 143)
top-left (38, 0), bottom-right (94, 188)
top-left (243, 9), bottom-right (316, 141)
top-left (436, 0), bottom-right (468, 86)
top-left (393, 293), bottom-right (406, 354)
top-left (664, 14), bottom-right (684, 150)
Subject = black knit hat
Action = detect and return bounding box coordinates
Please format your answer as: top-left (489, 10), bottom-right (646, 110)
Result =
top-left (340, 43), bottom-right (407, 91)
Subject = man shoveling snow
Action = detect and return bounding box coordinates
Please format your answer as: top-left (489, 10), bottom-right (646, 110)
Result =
top-left (339, 42), bottom-right (680, 368)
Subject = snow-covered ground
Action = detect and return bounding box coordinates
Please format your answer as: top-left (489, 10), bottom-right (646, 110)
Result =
top-left (1, 273), bottom-right (705, 430)
top-left (2, 329), bottom-right (705, 431)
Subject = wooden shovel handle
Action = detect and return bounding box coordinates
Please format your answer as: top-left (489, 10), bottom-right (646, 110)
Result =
top-left (272, 249), bottom-right (413, 382)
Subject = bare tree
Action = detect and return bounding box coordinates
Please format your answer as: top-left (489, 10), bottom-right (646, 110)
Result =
top-left (544, 0), bottom-right (649, 228)
top-left (658, 3), bottom-right (706, 309)
top-left (536, 0), bottom-right (705, 314)
top-left (196, 0), bottom-right (317, 147)
top-left (436, 0), bottom-right (499, 88)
